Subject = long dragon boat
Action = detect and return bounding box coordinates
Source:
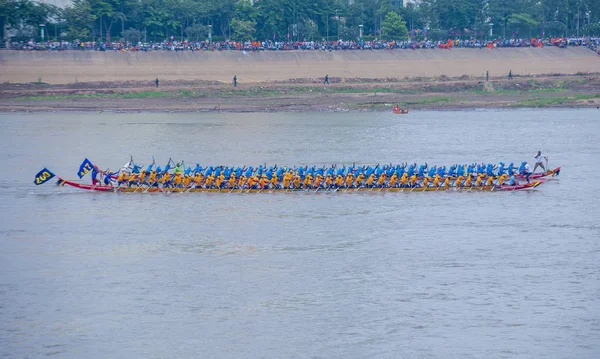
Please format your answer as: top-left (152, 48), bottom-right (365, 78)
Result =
top-left (33, 159), bottom-right (557, 194)
top-left (52, 177), bottom-right (542, 193)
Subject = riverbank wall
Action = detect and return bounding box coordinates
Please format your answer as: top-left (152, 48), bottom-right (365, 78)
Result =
top-left (1, 47), bottom-right (599, 84)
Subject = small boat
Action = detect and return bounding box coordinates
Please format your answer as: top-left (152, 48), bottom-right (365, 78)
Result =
top-left (393, 108), bottom-right (409, 114)
top-left (52, 177), bottom-right (542, 193)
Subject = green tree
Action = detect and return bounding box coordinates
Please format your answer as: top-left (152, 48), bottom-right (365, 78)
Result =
top-left (121, 27), bottom-right (141, 42)
top-left (4, 0), bottom-right (60, 41)
top-left (185, 23), bottom-right (207, 41)
top-left (230, 17), bottom-right (255, 41)
top-left (381, 11), bottom-right (408, 40)
top-left (63, 0), bottom-right (97, 40)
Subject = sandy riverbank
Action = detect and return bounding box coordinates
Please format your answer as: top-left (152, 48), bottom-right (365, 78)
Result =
top-left (1, 73), bottom-right (599, 112)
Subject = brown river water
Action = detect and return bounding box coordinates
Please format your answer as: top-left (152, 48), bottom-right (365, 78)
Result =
top-left (1, 109), bottom-right (599, 358)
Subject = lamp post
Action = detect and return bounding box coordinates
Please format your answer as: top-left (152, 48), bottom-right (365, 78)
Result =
top-left (208, 24), bottom-right (212, 46)
top-left (359, 24), bottom-right (363, 47)
top-left (39, 24), bottom-right (45, 42)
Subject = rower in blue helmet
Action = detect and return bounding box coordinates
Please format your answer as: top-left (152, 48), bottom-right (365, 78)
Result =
top-left (507, 162), bottom-right (515, 176)
top-left (497, 162), bottom-right (505, 176)
top-left (486, 164), bottom-right (494, 176)
top-left (103, 170), bottom-right (115, 186)
top-left (476, 163), bottom-right (484, 174)
top-left (427, 166), bottom-right (436, 177)
top-left (447, 165), bottom-right (456, 177)
top-left (438, 166), bottom-right (446, 177)
top-left (520, 161), bottom-right (532, 182)
top-left (91, 165), bottom-right (100, 185)
top-left (146, 162), bottom-right (155, 173)
top-left (466, 164), bottom-right (474, 175)
top-left (508, 173), bottom-right (518, 186)
top-left (132, 162), bottom-right (142, 174)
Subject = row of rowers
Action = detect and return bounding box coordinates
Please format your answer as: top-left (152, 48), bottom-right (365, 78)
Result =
top-left (109, 169), bottom-right (521, 188)
top-left (105, 161), bottom-right (530, 180)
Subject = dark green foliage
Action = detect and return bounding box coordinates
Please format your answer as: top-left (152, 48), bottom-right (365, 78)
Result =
top-left (2, 0), bottom-right (599, 42)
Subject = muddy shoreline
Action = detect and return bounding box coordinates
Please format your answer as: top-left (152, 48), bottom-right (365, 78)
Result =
top-left (1, 74), bottom-right (599, 113)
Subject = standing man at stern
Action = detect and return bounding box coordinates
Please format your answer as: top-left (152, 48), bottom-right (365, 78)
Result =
top-left (533, 151), bottom-right (548, 173)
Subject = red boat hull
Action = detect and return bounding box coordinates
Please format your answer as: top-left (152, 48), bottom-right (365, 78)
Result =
top-left (55, 178), bottom-right (541, 192)
top-left (516, 167), bottom-right (560, 180)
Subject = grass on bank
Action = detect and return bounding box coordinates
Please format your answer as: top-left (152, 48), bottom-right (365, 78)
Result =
top-left (515, 93), bottom-right (600, 107)
top-left (16, 91), bottom-right (172, 101)
top-left (348, 96), bottom-right (454, 109)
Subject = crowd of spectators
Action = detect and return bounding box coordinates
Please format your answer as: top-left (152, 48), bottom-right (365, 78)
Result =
top-left (5, 37), bottom-right (600, 53)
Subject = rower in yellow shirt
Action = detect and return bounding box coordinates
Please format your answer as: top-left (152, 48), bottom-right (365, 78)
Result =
top-left (228, 174), bottom-right (236, 189)
top-left (486, 175), bottom-right (495, 186)
top-left (475, 174), bottom-right (485, 187)
top-left (293, 175), bottom-right (301, 189)
top-left (205, 174), bottom-right (214, 188)
top-left (217, 174), bottom-right (226, 188)
top-left (389, 173), bottom-right (398, 187)
top-left (325, 174), bottom-right (333, 188)
top-left (464, 174), bottom-right (473, 187)
top-left (271, 174), bottom-right (279, 188)
top-left (422, 176), bottom-right (430, 187)
top-left (355, 173), bottom-right (365, 187)
top-left (237, 175), bottom-right (246, 188)
top-left (258, 175), bottom-right (269, 189)
top-left (247, 175), bottom-right (257, 189)
top-left (139, 170), bottom-right (146, 183)
top-left (454, 175), bottom-right (464, 187)
top-left (345, 173), bottom-right (354, 188)
top-left (333, 175), bottom-right (344, 188)
top-left (443, 176), bottom-right (451, 189)
top-left (194, 173), bottom-right (203, 187)
top-left (128, 172), bottom-right (139, 187)
top-left (182, 174), bottom-right (191, 188)
top-left (148, 170), bottom-right (158, 186)
top-left (162, 171), bottom-right (172, 187)
top-left (173, 172), bottom-right (183, 187)
top-left (400, 173), bottom-right (409, 188)
top-left (313, 174), bottom-right (323, 189)
top-left (377, 173), bottom-right (387, 187)
top-left (283, 172), bottom-right (293, 188)
top-left (366, 174), bottom-right (375, 188)
top-left (433, 174), bottom-right (440, 188)
top-left (117, 171), bottom-right (129, 186)
top-left (303, 174), bottom-right (314, 189)
top-left (497, 173), bottom-right (509, 186)
top-left (409, 174), bottom-right (418, 187)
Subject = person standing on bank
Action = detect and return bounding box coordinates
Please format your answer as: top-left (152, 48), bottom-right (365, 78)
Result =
top-left (533, 151), bottom-right (548, 173)
top-left (324, 74), bottom-right (329, 84)
top-left (155, 77), bottom-right (159, 88)
top-left (508, 70), bottom-right (513, 80)
top-left (233, 75), bottom-right (237, 87)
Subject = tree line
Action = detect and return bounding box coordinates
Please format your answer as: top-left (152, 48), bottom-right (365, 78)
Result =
top-left (2, 0), bottom-right (600, 44)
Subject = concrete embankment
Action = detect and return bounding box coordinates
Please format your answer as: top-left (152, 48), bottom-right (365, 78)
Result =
top-left (1, 47), bottom-right (599, 84)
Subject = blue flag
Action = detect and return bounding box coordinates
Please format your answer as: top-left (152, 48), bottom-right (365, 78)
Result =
top-left (78, 158), bottom-right (94, 178)
top-left (34, 168), bottom-right (55, 185)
